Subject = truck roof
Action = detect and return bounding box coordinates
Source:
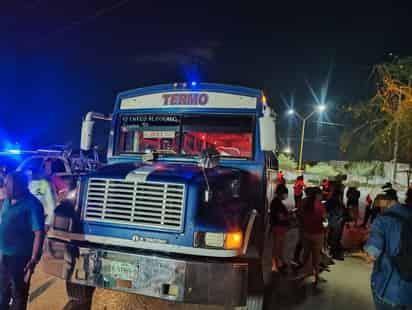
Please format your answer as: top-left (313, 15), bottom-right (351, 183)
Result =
top-left (114, 83), bottom-right (264, 112)
top-left (117, 83), bottom-right (262, 98)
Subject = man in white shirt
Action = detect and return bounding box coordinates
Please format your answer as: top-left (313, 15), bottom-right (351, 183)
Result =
top-left (26, 168), bottom-right (56, 230)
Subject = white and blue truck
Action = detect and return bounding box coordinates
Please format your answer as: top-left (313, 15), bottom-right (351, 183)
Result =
top-left (44, 83), bottom-right (278, 309)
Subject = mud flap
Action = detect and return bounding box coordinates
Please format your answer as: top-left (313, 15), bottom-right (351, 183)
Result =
top-left (65, 282), bottom-right (95, 309)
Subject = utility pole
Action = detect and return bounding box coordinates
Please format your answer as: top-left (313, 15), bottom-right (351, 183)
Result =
top-left (298, 118), bottom-right (306, 172)
top-left (288, 105), bottom-right (326, 171)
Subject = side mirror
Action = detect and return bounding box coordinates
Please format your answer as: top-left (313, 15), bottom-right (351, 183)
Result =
top-left (259, 106), bottom-right (276, 151)
top-left (80, 119), bottom-right (95, 151)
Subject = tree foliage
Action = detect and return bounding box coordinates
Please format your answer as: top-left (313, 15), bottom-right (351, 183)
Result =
top-left (341, 56), bottom-right (412, 162)
top-left (344, 161), bottom-right (384, 179)
top-left (305, 162), bottom-right (339, 177)
top-left (278, 153), bottom-right (297, 171)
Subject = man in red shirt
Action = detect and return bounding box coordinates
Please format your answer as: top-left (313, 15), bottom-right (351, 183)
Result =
top-left (293, 176), bottom-right (305, 208)
top-left (276, 170), bottom-right (286, 185)
top-left (298, 187), bottom-right (326, 287)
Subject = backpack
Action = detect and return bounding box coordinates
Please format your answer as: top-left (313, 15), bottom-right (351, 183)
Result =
top-left (379, 211), bottom-right (412, 282)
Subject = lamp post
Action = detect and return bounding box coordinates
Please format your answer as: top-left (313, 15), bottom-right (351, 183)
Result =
top-left (288, 104), bottom-right (326, 171)
top-left (283, 146), bottom-right (292, 155)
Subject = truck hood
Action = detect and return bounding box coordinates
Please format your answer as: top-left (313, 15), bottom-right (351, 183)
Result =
top-left (90, 161), bottom-right (239, 184)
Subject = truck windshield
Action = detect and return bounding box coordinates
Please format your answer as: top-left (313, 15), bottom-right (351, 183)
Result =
top-left (117, 114), bottom-right (255, 159)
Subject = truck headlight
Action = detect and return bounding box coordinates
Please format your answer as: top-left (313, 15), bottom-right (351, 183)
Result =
top-left (194, 232), bottom-right (243, 250)
top-left (205, 232), bottom-right (225, 248)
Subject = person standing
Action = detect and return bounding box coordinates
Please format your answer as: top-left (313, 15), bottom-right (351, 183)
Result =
top-left (276, 170), bottom-right (286, 185)
top-left (326, 189), bottom-right (351, 260)
top-left (0, 172), bottom-right (45, 310)
top-left (299, 187), bottom-right (326, 287)
top-left (361, 194), bottom-right (379, 228)
top-left (346, 186), bottom-right (361, 226)
top-left (27, 168), bottom-right (56, 231)
top-left (365, 189), bottom-right (412, 310)
top-left (321, 178), bottom-right (330, 201)
top-left (44, 158), bottom-right (69, 202)
top-left (406, 188), bottom-right (412, 207)
top-left (293, 176), bottom-right (305, 209)
top-left (270, 184), bottom-right (290, 272)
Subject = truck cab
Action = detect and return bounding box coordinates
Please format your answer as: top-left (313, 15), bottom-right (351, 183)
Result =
top-left (44, 83), bottom-right (277, 309)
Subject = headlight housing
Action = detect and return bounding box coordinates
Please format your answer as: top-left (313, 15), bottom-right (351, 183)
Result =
top-left (194, 231), bottom-right (243, 250)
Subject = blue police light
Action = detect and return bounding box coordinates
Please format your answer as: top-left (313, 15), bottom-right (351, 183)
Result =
top-left (191, 81), bottom-right (197, 87)
top-left (7, 149), bottom-right (21, 155)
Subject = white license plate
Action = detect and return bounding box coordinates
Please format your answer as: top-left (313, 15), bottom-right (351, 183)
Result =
top-left (110, 261), bottom-right (138, 281)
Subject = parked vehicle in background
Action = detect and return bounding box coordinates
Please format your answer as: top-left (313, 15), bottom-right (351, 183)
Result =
top-left (44, 82), bottom-right (278, 310)
top-left (17, 147), bottom-right (102, 194)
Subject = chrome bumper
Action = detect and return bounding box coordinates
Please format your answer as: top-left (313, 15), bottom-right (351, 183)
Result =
top-left (42, 238), bottom-right (248, 307)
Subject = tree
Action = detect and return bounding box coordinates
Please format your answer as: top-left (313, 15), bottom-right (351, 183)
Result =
top-left (341, 56), bottom-right (412, 162)
top-left (344, 161), bottom-right (384, 184)
top-left (278, 153), bottom-right (297, 171)
top-left (305, 162), bottom-right (339, 178)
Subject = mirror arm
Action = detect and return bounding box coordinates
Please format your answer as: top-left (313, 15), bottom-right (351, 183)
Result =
top-left (84, 111), bottom-right (112, 122)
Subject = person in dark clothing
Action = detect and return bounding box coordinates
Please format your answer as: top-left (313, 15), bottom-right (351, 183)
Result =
top-left (270, 184), bottom-right (289, 272)
top-left (0, 172), bottom-right (45, 310)
top-left (326, 189), bottom-right (351, 260)
top-left (361, 194), bottom-right (379, 228)
top-left (346, 186), bottom-right (361, 226)
top-left (406, 188), bottom-right (412, 207)
top-left (291, 186), bottom-right (314, 267)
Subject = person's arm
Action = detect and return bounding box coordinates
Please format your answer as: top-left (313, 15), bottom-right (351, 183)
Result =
top-left (364, 217), bottom-right (385, 259)
top-left (31, 230), bottom-right (44, 262)
top-left (24, 202), bottom-right (45, 274)
top-left (44, 181), bottom-right (57, 230)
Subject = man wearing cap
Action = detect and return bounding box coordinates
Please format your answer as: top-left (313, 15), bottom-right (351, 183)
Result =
top-left (0, 172), bottom-right (45, 309)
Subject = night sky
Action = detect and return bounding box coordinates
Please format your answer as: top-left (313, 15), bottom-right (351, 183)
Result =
top-left (3, 1), bottom-right (412, 160)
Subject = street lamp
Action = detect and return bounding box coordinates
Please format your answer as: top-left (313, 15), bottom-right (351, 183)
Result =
top-left (283, 146), bottom-right (292, 154)
top-left (317, 104), bottom-right (326, 112)
top-left (288, 105), bottom-right (327, 171)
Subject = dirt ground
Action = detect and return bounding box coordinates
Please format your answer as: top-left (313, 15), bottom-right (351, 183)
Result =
top-left (28, 226), bottom-right (374, 310)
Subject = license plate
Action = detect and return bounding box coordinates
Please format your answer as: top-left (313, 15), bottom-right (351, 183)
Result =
top-left (110, 261), bottom-right (138, 281)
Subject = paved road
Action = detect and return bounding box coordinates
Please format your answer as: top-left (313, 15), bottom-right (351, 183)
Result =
top-left (27, 254), bottom-right (374, 310)
top-left (269, 255), bottom-right (374, 310)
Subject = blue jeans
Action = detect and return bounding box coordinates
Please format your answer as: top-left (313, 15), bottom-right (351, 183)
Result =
top-left (374, 293), bottom-right (412, 310)
top-left (0, 255), bottom-right (31, 310)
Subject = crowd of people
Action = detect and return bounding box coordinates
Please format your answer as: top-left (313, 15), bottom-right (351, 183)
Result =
top-left (0, 160), bottom-right (68, 309)
top-left (269, 172), bottom-right (412, 304)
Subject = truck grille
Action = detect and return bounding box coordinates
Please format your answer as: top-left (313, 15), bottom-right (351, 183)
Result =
top-left (84, 178), bottom-right (186, 232)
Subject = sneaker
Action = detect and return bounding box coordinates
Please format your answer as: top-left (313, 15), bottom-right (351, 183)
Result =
top-left (290, 259), bottom-right (302, 267)
top-left (292, 272), bottom-right (306, 281)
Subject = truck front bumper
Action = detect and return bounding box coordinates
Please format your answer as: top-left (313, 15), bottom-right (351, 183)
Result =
top-left (43, 238), bottom-right (248, 307)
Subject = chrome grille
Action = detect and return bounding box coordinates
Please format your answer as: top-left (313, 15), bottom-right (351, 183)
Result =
top-left (84, 178), bottom-right (186, 231)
